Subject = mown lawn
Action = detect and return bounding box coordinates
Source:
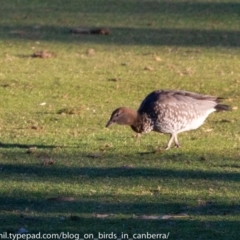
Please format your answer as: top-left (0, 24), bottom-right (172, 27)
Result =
top-left (0, 0), bottom-right (240, 239)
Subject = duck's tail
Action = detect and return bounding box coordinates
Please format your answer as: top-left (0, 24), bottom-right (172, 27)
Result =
top-left (215, 104), bottom-right (231, 112)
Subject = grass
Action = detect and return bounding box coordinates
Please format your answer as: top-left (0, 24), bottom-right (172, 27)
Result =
top-left (0, 0), bottom-right (240, 239)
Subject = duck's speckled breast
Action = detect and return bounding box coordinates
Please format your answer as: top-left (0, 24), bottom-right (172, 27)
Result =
top-left (130, 113), bottom-right (154, 133)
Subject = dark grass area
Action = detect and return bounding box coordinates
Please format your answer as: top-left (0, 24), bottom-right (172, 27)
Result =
top-left (1, 25), bottom-right (240, 47)
top-left (0, 0), bottom-right (240, 239)
top-left (1, 1), bottom-right (240, 47)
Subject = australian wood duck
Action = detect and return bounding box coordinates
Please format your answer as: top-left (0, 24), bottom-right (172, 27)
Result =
top-left (106, 90), bottom-right (230, 149)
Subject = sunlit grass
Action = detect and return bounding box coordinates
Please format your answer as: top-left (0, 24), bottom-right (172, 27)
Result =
top-left (0, 0), bottom-right (240, 239)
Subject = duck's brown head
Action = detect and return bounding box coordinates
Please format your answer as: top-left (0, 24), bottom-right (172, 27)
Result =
top-left (106, 107), bottom-right (138, 127)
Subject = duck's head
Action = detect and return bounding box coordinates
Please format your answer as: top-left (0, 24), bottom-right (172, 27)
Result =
top-left (106, 107), bottom-right (137, 127)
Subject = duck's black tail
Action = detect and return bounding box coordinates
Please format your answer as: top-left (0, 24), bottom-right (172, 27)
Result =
top-left (215, 104), bottom-right (231, 112)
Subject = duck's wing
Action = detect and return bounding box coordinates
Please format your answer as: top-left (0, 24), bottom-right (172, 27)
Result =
top-left (137, 90), bottom-right (221, 114)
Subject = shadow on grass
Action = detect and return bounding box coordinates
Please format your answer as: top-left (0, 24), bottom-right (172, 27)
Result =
top-left (0, 147), bottom-right (239, 237)
top-left (1, 1), bottom-right (240, 47)
top-left (0, 142), bottom-right (59, 149)
top-left (1, 194), bottom-right (239, 215)
top-left (0, 142), bottom-right (239, 181)
top-left (1, 24), bottom-right (240, 48)
top-left (1, 163), bottom-right (240, 182)
top-left (0, 195), bottom-right (239, 239)
top-left (3, 213), bottom-right (239, 239)
top-left (0, 0), bottom-right (240, 48)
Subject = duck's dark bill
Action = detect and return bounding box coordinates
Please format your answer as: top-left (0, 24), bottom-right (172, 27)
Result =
top-left (105, 120), bottom-right (113, 127)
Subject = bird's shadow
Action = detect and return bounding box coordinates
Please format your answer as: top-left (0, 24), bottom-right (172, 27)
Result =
top-left (0, 142), bottom-right (60, 149)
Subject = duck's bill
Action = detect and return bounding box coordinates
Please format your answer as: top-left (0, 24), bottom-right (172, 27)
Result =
top-left (105, 119), bottom-right (113, 127)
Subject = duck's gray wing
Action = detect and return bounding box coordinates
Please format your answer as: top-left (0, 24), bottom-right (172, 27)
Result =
top-left (137, 90), bottom-right (223, 114)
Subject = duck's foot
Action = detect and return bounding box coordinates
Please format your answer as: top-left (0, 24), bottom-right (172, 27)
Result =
top-left (165, 144), bottom-right (180, 150)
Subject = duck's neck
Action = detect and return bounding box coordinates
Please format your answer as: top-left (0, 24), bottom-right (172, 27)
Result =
top-left (123, 108), bottom-right (139, 126)
top-left (125, 109), bottom-right (144, 133)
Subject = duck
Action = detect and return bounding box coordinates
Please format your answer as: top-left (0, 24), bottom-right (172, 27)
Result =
top-left (106, 89), bottom-right (231, 150)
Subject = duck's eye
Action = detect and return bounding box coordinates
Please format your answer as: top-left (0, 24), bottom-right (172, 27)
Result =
top-left (115, 113), bottom-right (119, 117)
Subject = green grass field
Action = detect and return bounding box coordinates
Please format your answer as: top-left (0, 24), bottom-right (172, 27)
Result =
top-left (0, 0), bottom-right (240, 239)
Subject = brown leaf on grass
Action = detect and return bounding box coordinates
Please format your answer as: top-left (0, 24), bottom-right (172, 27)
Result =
top-left (104, 143), bottom-right (113, 148)
top-left (57, 107), bottom-right (82, 115)
top-left (200, 156), bottom-right (207, 161)
top-left (28, 125), bottom-right (44, 130)
top-left (32, 50), bottom-right (56, 59)
top-left (108, 78), bottom-right (121, 82)
top-left (57, 108), bottom-right (74, 115)
top-left (150, 186), bottom-right (162, 194)
top-left (154, 56), bottom-right (162, 62)
top-left (26, 147), bottom-right (37, 154)
top-left (47, 196), bottom-right (75, 202)
top-left (90, 28), bottom-right (110, 35)
top-left (42, 158), bottom-right (55, 166)
top-left (144, 66), bottom-right (154, 71)
top-left (70, 27), bottom-right (110, 35)
top-left (86, 48), bottom-right (95, 55)
top-left (147, 22), bottom-right (154, 26)
top-left (1, 83), bottom-right (11, 88)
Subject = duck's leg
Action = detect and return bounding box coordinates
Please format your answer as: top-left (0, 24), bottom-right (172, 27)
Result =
top-left (174, 134), bottom-right (180, 148)
top-left (165, 133), bottom-right (175, 150)
top-left (165, 133), bottom-right (180, 150)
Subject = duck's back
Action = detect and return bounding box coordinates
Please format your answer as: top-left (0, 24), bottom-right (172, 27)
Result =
top-left (138, 90), bottom-right (221, 134)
